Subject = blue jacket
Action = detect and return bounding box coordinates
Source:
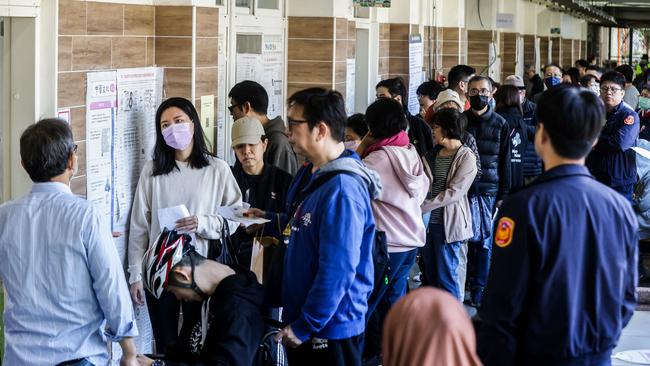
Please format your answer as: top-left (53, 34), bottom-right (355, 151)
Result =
top-left (586, 101), bottom-right (640, 187)
top-left (478, 164), bottom-right (638, 366)
top-left (282, 150), bottom-right (382, 342)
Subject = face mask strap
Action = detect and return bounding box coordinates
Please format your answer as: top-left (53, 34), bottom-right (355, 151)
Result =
top-left (166, 250), bottom-right (210, 301)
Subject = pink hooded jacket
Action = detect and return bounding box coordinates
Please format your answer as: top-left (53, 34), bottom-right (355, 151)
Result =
top-left (363, 144), bottom-right (430, 253)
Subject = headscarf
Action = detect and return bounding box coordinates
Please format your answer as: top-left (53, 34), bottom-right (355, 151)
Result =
top-left (382, 287), bottom-right (482, 366)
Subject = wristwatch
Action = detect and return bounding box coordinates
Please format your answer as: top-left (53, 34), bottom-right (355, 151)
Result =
top-left (152, 360), bottom-right (166, 366)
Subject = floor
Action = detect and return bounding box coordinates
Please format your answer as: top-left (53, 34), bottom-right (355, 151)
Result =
top-left (613, 311), bottom-right (650, 365)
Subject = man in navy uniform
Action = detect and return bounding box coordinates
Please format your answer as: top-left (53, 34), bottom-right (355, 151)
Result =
top-left (478, 85), bottom-right (638, 366)
top-left (586, 70), bottom-right (640, 200)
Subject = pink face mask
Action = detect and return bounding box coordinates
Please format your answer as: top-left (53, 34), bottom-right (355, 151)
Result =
top-left (162, 122), bottom-right (193, 150)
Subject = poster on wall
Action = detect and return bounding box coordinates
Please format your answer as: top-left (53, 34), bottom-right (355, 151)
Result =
top-left (86, 71), bottom-right (117, 221)
top-left (262, 34), bottom-right (284, 118)
top-left (346, 59), bottom-right (356, 115)
top-left (236, 53), bottom-right (264, 83)
top-left (408, 35), bottom-right (424, 116)
top-left (353, 0), bottom-right (391, 7)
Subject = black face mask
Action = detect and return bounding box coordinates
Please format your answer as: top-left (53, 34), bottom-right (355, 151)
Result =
top-left (470, 95), bottom-right (489, 111)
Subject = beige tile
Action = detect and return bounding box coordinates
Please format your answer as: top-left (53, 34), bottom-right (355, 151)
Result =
top-left (389, 23), bottom-right (410, 40)
top-left (72, 36), bottom-right (112, 71)
top-left (288, 39), bottom-right (333, 61)
top-left (58, 36), bottom-right (72, 72)
top-left (468, 30), bottom-right (494, 43)
top-left (196, 7), bottom-right (219, 37)
top-left (441, 27), bottom-right (460, 42)
top-left (347, 40), bottom-right (356, 59)
top-left (70, 106), bottom-right (86, 141)
top-left (334, 82), bottom-right (346, 100)
top-left (58, 72), bottom-right (87, 107)
top-left (388, 57), bottom-right (409, 75)
top-left (87, 2), bottom-right (124, 36)
top-left (335, 18), bottom-right (348, 40)
top-left (287, 82), bottom-right (332, 98)
top-left (155, 38), bottom-right (192, 67)
top-left (288, 17), bottom-right (333, 40)
top-left (334, 61), bottom-right (346, 84)
top-left (378, 57), bottom-right (389, 75)
top-left (70, 177), bottom-right (87, 197)
top-left (389, 40), bottom-right (408, 58)
top-left (155, 6), bottom-right (193, 37)
top-left (196, 67), bottom-right (218, 96)
top-left (335, 40), bottom-right (347, 62)
top-left (379, 23), bottom-right (390, 40)
top-left (348, 21), bottom-right (356, 41)
top-left (124, 5), bottom-right (154, 36)
top-left (112, 37), bottom-right (147, 69)
top-left (146, 37), bottom-right (155, 66)
top-left (442, 55), bottom-right (460, 69)
top-left (379, 40), bottom-right (390, 58)
top-left (441, 41), bottom-right (460, 56)
top-left (76, 141), bottom-right (86, 177)
top-left (59, 0), bottom-right (87, 35)
top-left (196, 37), bottom-right (219, 67)
top-left (288, 61), bottom-right (333, 84)
top-left (163, 68), bottom-right (192, 99)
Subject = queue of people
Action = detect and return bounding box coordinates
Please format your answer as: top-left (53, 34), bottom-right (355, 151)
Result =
top-left (0, 62), bottom-right (645, 366)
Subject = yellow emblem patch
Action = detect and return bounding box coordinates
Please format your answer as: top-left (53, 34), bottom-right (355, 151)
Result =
top-left (494, 217), bottom-right (515, 248)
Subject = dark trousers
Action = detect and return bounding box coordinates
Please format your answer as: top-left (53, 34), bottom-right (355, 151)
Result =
top-left (146, 290), bottom-right (180, 354)
top-left (287, 334), bottom-right (363, 366)
top-left (56, 360), bottom-right (94, 366)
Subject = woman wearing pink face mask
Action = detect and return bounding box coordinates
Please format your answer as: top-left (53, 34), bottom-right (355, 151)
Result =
top-left (127, 97), bottom-right (243, 353)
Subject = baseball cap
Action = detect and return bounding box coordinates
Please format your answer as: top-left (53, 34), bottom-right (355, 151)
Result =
top-left (231, 116), bottom-right (265, 147)
top-left (432, 89), bottom-right (463, 111)
top-left (504, 75), bottom-right (525, 88)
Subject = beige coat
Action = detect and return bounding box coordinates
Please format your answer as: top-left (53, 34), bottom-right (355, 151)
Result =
top-left (421, 145), bottom-right (477, 243)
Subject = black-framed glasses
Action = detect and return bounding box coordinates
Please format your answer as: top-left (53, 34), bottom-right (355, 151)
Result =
top-left (288, 118), bottom-right (309, 126)
top-left (227, 104), bottom-right (241, 113)
top-left (73, 144), bottom-right (78, 154)
top-left (600, 86), bottom-right (623, 93)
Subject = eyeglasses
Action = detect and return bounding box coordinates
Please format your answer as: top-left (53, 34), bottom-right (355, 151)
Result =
top-left (72, 144), bottom-right (78, 154)
top-left (468, 88), bottom-right (491, 96)
top-left (288, 118), bottom-right (309, 126)
top-left (600, 86), bottom-right (623, 93)
top-left (227, 104), bottom-right (241, 113)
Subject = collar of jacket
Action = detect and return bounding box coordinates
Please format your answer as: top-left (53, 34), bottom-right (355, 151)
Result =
top-left (528, 164), bottom-right (592, 187)
top-left (469, 105), bottom-right (494, 121)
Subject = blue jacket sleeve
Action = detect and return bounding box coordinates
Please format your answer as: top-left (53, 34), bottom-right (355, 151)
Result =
top-left (290, 189), bottom-right (366, 341)
top-left (622, 211), bottom-right (639, 328)
top-left (478, 200), bottom-right (532, 366)
top-left (597, 112), bottom-right (640, 152)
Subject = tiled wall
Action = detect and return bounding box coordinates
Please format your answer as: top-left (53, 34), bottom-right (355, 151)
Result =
top-left (500, 32), bottom-right (518, 81)
top-left (57, 0), bottom-right (218, 196)
top-left (467, 30), bottom-right (495, 76)
top-left (561, 38), bottom-right (573, 69)
top-left (539, 36), bottom-right (550, 67)
top-left (438, 27), bottom-right (466, 76)
top-left (523, 34), bottom-right (536, 68)
top-left (423, 26), bottom-right (436, 79)
top-left (386, 23), bottom-right (411, 80)
top-left (378, 23), bottom-right (390, 80)
top-left (333, 18), bottom-right (356, 101)
top-left (551, 36), bottom-right (561, 65)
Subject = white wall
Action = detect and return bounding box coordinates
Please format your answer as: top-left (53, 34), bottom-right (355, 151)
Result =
top-left (466, 0), bottom-right (496, 30)
top-left (436, 0), bottom-right (464, 28)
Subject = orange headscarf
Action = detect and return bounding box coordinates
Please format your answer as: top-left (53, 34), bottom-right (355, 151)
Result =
top-left (382, 288), bottom-right (482, 366)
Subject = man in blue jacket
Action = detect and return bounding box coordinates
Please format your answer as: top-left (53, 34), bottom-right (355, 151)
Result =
top-left (586, 70), bottom-right (640, 200)
top-left (276, 87), bottom-right (381, 366)
top-left (478, 85), bottom-right (638, 366)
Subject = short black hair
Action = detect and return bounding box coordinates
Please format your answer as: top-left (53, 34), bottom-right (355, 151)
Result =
top-left (600, 71), bottom-right (626, 89)
top-left (416, 80), bottom-right (444, 100)
top-left (288, 88), bottom-right (347, 142)
top-left (20, 118), bottom-right (76, 182)
top-left (365, 98), bottom-right (408, 139)
top-left (153, 97), bottom-right (213, 176)
top-left (615, 65), bottom-right (634, 83)
top-left (575, 59), bottom-right (589, 69)
top-left (431, 108), bottom-right (466, 140)
top-left (447, 65), bottom-right (476, 90)
top-left (346, 113), bottom-right (368, 138)
top-left (376, 77), bottom-right (407, 106)
top-left (563, 67), bottom-right (580, 85)
top-left (468, 75), bottom-right (493, 90)
top-left (495, 85), bottom-right (522, 110)
top-left (536, 85), bottom-right (604, 159)
top-left (228, 80), bottom-right (269, 115)
top-left (579, 74), bottom-right (599, 87)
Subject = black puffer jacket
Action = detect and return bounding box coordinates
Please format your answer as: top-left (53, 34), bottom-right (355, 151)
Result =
top-left (521, 99), bottom-right (542, 177)
top-left (496, 106), bottom-right (535, 191)
top-left (406, 110), bottom-right (435, 157)
top-left (465, 107), bottom-right (511, 200)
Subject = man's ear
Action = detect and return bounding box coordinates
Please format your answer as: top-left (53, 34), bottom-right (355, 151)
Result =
top-left (242, 102), bottom-right (253, 115)
top-left (172, 266), bottom-right (192, 283)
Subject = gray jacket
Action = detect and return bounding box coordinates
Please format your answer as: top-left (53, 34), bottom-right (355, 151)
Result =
top-left (264, 117), bottom-right (298, 176)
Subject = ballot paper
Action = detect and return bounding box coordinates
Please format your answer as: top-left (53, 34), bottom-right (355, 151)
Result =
top-left (633, 146), bottom-right (650, 160)
top-left (158, 204), bottom-right (191, 232)
top-left (218, 203), bottom-right (270, 228)
top-left (612, 349), bottom-right (650, 364)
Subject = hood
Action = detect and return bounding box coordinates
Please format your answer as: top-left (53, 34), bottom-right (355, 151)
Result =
top-left (382, 145), bottom-right (429, 199)
top-left (264, 116), bottom-right (287, 135)
top-left (213, 265), bottom-right (265, 307)
top-left (636, 139), bottom-right (650, 177)
top-left (313, 149), bottom-right (383, 199)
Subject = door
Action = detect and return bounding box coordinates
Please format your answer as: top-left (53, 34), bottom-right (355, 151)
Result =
top-left (355, 28), bottom-right (369, 114)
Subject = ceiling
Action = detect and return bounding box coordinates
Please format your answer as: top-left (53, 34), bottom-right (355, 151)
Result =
top-left (587, 0), bottom-right (650, 27)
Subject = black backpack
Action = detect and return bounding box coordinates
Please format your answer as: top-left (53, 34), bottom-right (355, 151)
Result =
top-left (301, 171), bottom-right (390, 315)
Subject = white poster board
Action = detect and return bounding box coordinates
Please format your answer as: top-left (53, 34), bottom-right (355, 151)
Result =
top-left (262, 34), bottom-right (284, 117)
top-left (236, 53), bottom-right (264, 83)
top-left (496, 13), bottom-right (515, 29)
top-left (408, 35), bottom-right (424, 116)
top-left (346, 58), bottom-right (356, 115)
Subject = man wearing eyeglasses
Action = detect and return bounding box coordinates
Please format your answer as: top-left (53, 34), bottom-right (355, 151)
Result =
top-left (586, 71), bottom-right (640, 201)
top-left (463, 76), bottom-right (511, 308)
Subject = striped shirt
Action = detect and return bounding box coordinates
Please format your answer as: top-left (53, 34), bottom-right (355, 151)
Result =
top-left (430, 154), bottom-right (454, 224)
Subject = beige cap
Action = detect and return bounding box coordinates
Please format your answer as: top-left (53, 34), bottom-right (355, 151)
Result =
top-left (503, 75), bottom-right (525, 88)
top-left (432, 89), bottom-right (463, 111)
top-left (231, 116), bottom-right (265, 147)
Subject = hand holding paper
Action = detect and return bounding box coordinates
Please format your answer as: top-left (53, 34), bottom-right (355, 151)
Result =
top-left (218, 204), bottom-right (270, 228)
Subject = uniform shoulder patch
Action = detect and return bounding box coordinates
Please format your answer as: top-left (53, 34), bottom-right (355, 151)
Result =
top-left (494, 217), bottom-right (515, 248)
top-left (624, 115), bottom-right (635, 125)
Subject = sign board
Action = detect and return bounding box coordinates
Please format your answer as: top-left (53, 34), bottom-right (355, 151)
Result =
top-left (408, 35), bottom-right (424, 116)
top-left (353, 0), bottom-right (391, 7)
top-left (496, 13), bottom-right (515, 29)
top-left (550, 27), bottom-right (561, 35)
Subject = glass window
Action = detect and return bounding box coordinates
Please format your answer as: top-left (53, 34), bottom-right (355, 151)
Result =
top-left (258, 0), bottom-right (279, 9)
top-left (236, 34), bottom-right (262, 54)
top-left (215, 0), bottom-right (224, 5)
top-left (354, 6), bottom-right (370, 19)
top-left (236, 0), bottom-right (251, 7)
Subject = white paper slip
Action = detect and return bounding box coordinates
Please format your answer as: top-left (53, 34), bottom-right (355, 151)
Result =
top-left (218, 205), bottom-right (270, 228)
top-left (633, 147), bottom-right (650, 160)
top-left (612, 350), bottom-right (650, 364)
top-left (158, 204), bottom-right (191, 232)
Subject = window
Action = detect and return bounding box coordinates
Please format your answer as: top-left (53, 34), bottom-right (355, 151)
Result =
top-left (258, 0), bottom-right (279, 9)
top-left (236, 34), bottom-right (263, 54)
top-left (236, 0), bottom-right (251, 6)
